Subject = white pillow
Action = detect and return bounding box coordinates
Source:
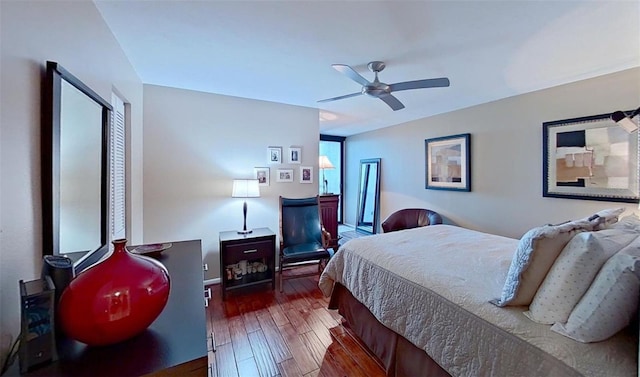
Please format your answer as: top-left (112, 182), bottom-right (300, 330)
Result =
top-left (551, 238), bottom-right (640, 343)
top-left (611, 213), bottom-right (640, 232)
top-left (587, 207), bottom-right (625, 229)
top-left (490, 219), bottom-right (594, 307)
top-left (524, 229), bottom-right (638, 324)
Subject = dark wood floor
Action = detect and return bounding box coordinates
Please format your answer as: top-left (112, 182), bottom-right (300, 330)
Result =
top-left (205, 269), bottom-right (386, 377)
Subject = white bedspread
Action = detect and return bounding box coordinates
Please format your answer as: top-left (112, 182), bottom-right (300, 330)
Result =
top-left (319, 225), bottom-right (636, 377)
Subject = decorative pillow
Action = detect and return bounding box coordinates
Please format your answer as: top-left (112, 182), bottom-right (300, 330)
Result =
top-left (610, 213), bottom-right (640, 232)
top-left (490, 219), bottom-right (594, 307)
top-left (551, 238), bottom-right (640, 343)
top-left (524, 229), bottom-right (637, 324)
top-left (586, 207), bottom-right (625, 229)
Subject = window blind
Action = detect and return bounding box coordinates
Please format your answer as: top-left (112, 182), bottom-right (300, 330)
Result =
top-left (110, 93), bottom-right (126, 240)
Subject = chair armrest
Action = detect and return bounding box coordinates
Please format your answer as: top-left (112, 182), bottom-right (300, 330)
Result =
top-left (321, 226), bottom-right (332, 249)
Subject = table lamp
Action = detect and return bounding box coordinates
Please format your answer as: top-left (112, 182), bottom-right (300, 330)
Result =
top-left (318, 155), bottom-right (335, 195)
top-left (232, 179), bottom-right (260, 234)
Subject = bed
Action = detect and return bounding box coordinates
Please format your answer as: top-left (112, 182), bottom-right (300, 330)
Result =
top-left (318, 224), bottom-right (637, 377)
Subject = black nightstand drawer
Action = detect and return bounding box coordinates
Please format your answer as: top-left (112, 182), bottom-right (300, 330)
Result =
top-left (223, 240), bottom-right (273, 264)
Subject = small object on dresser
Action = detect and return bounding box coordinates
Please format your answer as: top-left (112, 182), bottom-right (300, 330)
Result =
top-left (19, 276), bottom-right (57, 373)
top-left (128, 242), bottom-right (172, 257)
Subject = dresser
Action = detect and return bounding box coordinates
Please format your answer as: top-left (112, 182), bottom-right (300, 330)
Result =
top-left (319, 194), bottom-right (340, 251)
top-left (13, 240), bottom-right (207, 377)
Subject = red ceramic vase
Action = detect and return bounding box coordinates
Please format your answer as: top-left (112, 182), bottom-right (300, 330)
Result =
top-left (58, 239), bottom-right (171, 346)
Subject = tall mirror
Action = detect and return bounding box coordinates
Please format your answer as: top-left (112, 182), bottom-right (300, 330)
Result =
top-left (42, 61), bottom-right (111, 274)
top-left (356, 158), bottom-right (381, 234)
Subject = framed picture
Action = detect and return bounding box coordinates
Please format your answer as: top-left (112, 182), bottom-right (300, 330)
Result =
top-left (254, 167), bottom-right (270, 186)
top-left (299, 166), bottom-right (313, 183)
top-left (276, 168), bottom-right (294, 183)
top-left (543, 112), bottom-right (639, 203)
top-left (425, 133), bottom-right (471, 191)
top-left (288, 147), bottom-right (302, 164)
top-left (267, 146), bottom-right (282, 164)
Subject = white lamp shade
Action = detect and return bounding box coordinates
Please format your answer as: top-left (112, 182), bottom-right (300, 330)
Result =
top-left (318, 155), bottom-right (335, 169)
top-left (232, 179), bottom-right (260, 198)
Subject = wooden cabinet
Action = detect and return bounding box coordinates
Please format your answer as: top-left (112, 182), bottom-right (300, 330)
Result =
top-left (319, 194), bottom-right (340, 251)
top-left (219, 228), bottom-right (276, 300)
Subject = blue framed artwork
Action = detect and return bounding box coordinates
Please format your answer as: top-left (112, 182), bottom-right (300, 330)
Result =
top-left (425, 133), bottom-right (471, 191)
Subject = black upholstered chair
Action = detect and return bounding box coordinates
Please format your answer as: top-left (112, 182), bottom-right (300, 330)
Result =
top-left (381, 208), bottom-right (443, 233)
top-left (279, 196), bottom-right (333, 291)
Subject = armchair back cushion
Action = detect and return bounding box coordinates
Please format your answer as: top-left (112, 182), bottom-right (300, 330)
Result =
top-left (381, 208), bottom-right (443, 233)
top-left (280, 196), bottom-right (327, 263)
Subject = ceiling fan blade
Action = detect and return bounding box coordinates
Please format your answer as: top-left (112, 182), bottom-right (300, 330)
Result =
top-left (389, 77), bottom-right (450, 92)
top-left (318, 92), bottom-right (363, 103)
top-left (332, 64), bottom-right (371, 87)
top-left (379, 94), bottom-right (405, 111)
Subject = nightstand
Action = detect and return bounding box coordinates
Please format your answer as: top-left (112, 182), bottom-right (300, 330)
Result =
top-left (219, 227), bottom-right (276, 300)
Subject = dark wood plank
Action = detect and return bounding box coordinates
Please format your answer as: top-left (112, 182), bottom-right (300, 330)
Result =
top-left (214, 343), bottom-right (239, 377)
top-left (278, 358), bottom-right (304, 377)
top-left (329, 326), bottom-right (385, 377)
top-left (229, 316), bottom-right (253, 362)
top-left (237, 357), bottom-right (261, 377)
top-left (268, 300), bottom-right (290, 327)
top-left (325, 341), bottom-right (370, 377)
top-left (298, 331), bottom-right (329, 367)
top-left (279, 324), bottom-right (319, 375)
top-left (302, 307), bottom-right (333, 348)
top-left (256, 309), bottom-right (293, 363)
top-left (248, 330), bottom-right (280, 377)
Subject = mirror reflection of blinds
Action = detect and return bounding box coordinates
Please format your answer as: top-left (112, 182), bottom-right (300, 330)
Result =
top-left (110, 93), bottom-right (126, 240)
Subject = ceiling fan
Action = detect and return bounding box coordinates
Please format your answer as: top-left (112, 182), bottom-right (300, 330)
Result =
top-left (318, 61), bottom-right (450, 111)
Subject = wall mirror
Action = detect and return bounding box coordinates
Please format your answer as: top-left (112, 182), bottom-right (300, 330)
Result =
top-left (42, 61), bottom-right (111, 274)
top-left (356, 158), bottom-right (381, 234)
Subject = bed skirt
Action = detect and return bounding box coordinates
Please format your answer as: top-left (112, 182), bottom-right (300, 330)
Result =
top-left (329, 282), bottom-right (450, 377)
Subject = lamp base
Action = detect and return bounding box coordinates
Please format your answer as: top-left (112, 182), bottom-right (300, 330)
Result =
top-left (237, 229), bottom-right (253, 235)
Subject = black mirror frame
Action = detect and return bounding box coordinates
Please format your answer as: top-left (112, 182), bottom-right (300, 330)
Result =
top-left (356, 158), bottom-right (381, 234)
top-left (42, 61), bottom-right (112, 275)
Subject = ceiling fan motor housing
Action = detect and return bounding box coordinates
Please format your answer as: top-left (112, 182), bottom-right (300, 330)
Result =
top-left (368, 61), bottom-right (386, 73)
top-left (363, 84), bottom-right (390, 98)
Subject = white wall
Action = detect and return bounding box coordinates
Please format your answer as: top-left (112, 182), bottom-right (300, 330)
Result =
top-left (142, 85), bottom-right (320, 280)
top-left (345, 68), bottom-right (640, 238)
top-left (0, 0), bottom-right (144, 348)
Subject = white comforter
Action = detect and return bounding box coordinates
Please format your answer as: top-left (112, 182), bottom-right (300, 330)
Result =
top-left (319, 225), bottom-right (636, 377)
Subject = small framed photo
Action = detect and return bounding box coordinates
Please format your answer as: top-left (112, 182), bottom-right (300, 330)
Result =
top-left (425, 133), bottom-right (471, 191)
top-left (300, 166), bottom-right (313, 183)
top-left (254, 167), bottom-right (270, 186)
top-left (276, 168), bottom-right (294, 183)
top-left (268, 146), bottom-right (282, 164)
top-left (288, 147), bottom-right (302, 164)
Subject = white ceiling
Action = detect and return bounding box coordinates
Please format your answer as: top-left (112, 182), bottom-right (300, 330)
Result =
top-left (94, 1), bottom-right (639, 137)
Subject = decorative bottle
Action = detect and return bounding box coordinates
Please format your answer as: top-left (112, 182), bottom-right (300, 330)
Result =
top-left (58, 239), bottom-right (171, 346)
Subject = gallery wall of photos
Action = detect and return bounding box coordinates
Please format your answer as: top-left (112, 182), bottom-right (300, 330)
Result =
top-left (255, 146), bottom-right (313, 186)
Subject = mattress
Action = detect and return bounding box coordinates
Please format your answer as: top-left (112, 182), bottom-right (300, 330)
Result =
top-left (318, 225), bottom-right (636, 376)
